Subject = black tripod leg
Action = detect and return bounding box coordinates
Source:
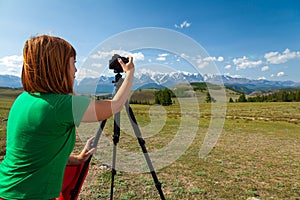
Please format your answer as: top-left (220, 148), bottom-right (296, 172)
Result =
top-left (110, 111), bottom-right (120, 200)
top-left (92, 119), bottom-right (107, 148)
top-left (125, 102), bottom-right (166, 200)
top-left (70, 119), bottom-right (107, 200)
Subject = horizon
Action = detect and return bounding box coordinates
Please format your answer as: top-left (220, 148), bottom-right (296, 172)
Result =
top-left (0, 0), bottom-right (300, 82)
top-left (2, 69), bottom-right (300, 84)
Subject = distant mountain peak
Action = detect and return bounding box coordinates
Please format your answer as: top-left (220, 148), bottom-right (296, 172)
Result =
top-left (1, 73), bottom-right (299, 95)
top-left (0, 74), bottom-right (22, 88)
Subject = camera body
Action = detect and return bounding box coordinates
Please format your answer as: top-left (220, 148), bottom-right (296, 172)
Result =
top-left (109, 54), bottom-right (129, 73)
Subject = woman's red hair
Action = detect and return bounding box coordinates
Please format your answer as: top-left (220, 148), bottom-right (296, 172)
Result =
top-left (22, 35), bottom-right (76, 94)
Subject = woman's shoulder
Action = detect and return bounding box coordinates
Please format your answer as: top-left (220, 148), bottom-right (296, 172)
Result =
top-left (50, 94), bottom-right (91, 108)
top-left (18, 92), bottom-right (90, 109)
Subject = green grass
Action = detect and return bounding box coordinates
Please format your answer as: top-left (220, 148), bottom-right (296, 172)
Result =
top-left (0, 88), bottom-right (300, 199)
top-left (78, 101), bottom-right (300, 199)
top-left (0, 87), bottom-right (23, 157)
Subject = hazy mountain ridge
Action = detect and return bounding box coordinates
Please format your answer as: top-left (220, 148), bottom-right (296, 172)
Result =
top-left (0, 75), bottom-right (22, 88)
top-left (1, 73), bottom-right (300, 95)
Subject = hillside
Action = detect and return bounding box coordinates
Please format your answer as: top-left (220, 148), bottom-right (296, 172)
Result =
top-left (0, 87), bottom-right (23, 99)
top-left (129, 82), bottom-right (241, 103)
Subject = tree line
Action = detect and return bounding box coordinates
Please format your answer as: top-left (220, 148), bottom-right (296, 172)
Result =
top-left (232, 89), bottom-right (300, 102)
top-left (129, 88), bottom-right (173, 106)
top-left (154, 88), bottom-right (173, 105)
top-left (129, 85), bottom-right (300, 105)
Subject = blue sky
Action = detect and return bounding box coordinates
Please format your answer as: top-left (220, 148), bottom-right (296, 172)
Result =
top-left (0, 0), bottom-right (300, 82)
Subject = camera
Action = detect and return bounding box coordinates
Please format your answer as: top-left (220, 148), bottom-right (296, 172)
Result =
top-left (109, 54), bottom-right (129, 73)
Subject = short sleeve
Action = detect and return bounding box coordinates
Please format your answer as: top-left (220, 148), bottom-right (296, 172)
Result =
top-left (72, 95), bottom-right (91, 127)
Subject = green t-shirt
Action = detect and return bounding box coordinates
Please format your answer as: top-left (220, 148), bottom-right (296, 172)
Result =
top-left (0, 92), bottom-right (90, 199)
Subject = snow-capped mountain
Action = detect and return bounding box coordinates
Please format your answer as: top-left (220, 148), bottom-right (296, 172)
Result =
top-left (134, 71), bottom-right (204, 87)
top-left (1, 72), bottom-right (300, 95)
top-left (74, 71), bottom-right (300, 94)
top-left (74, 71), bottom-right (204, 94)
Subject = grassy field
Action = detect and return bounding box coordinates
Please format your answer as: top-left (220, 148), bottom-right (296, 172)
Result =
top-left (0, 87), bottom-right (23, 157)
top-left (0, 88), bottom-right (299, 199)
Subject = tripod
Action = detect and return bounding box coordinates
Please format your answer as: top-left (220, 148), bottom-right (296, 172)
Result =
top-left (71, 73), bottom-right (166, 200)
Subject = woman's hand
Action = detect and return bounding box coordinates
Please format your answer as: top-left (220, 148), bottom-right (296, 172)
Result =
top-left (67, 136), bottom-right (97, 165)
top-left (118, 56), bottom-right (134, 73)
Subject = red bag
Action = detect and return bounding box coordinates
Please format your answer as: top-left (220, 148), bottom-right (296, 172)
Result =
top-left (58, 162), bottom-right (89, 200)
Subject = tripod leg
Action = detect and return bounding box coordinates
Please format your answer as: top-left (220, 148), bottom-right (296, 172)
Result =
top-left (91, 119), bottom-right (107, 148)
top-left (70, 119), bottom-right (107, 200)
top-left (125, 102), bottom-right (166, 200)
top-left (110, 111), bottom-right (120, 200)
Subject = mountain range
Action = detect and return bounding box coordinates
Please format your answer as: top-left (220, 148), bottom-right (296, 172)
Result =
top-left (0, 75), bottom-right (22, 88)
top-left (1, 72), bottom-right (300, 95)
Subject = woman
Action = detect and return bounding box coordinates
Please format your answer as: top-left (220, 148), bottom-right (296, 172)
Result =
top-left (0, 35), bottom-right (134, 199)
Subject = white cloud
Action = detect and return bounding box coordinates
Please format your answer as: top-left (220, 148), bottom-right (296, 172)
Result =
top-left (76, 68), bottom-right (102, 82)
top-left (180, 53), bottom-right (190, 59)
top-left (203, 56), bottom-right (215, 62)
top-left (195, 58), bottom-right (208, 69)
top-left (224, 65), bottom-right (231, 69)
top-left (156, 53), bottom-right (168, 61)
top-left (194, 56), bottom-right (224, 69)
top-left (158, 53), bottom-right (168, 57)
top-left (264, 48), bottom-right (300, 64)
top-left (90, 50), bottom-right (128, 60)
top-left (217, 56), bottom-right (224, 62)
top-left (91, 63), bottom-right (102, 68)
top-left (261, 66), bottom-right (269, 71)
top-left (156, 56), bottom-right (166, 61)
top-left (174, 20), bottom-right (191, 29)
top-left (203, 56), bottom-right (224, 62)
top-left (0, 55), bottom-right (23, 76)
top-left (233, 56), bottom-right (263, 70)
top-left (131, 52), bottom-right (145, 61)
top-left (0, 55), bottom-right (23, 67)
top-left (90, 50), bottom-right (144, 62)
top-left (197, 62), bottom-right (209, 69)
top-left (258, 76), bottom-right (266, 80)
top-left (277, 71), bottom-right (285, 77)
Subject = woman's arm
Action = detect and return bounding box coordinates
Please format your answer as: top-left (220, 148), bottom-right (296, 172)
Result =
top-left (81, 56), bottom-right (135, 122)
